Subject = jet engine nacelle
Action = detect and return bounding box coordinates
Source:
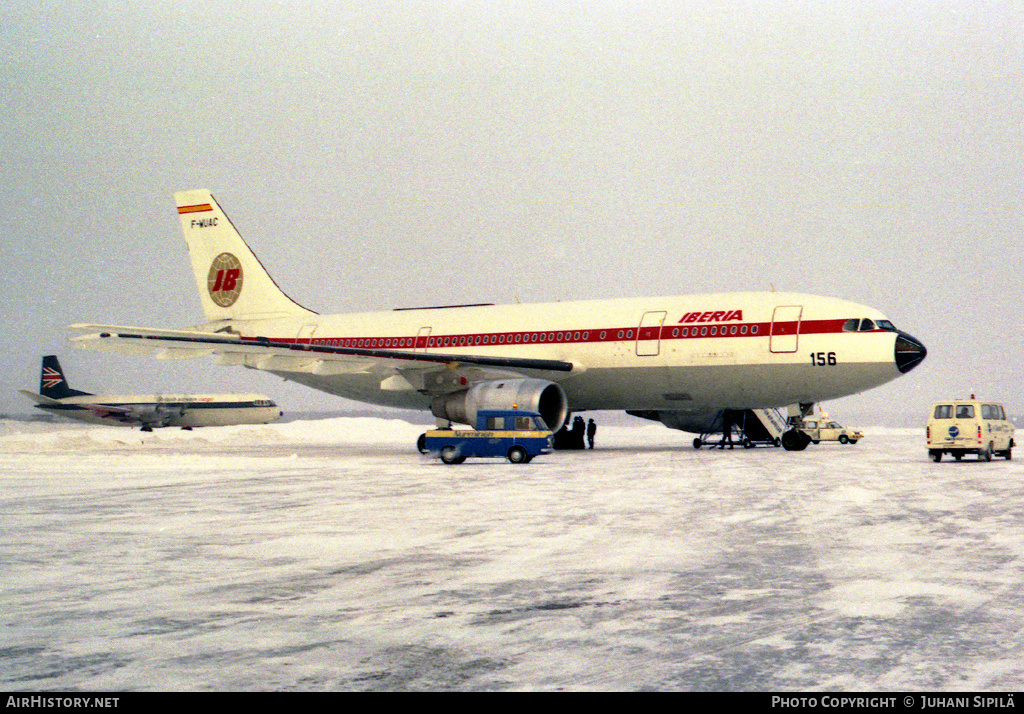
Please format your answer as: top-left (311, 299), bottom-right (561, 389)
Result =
top-left (431, 378), bottom-right (568, 431)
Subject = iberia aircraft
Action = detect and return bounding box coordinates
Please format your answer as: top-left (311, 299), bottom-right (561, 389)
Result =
top-left (20, 355), bottom-right (283, 431)
top-left (69, 189), bottom-right (926, 450)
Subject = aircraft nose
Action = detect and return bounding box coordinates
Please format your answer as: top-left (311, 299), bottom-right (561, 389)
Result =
top-left (895, 332), bottom-right (927, 374)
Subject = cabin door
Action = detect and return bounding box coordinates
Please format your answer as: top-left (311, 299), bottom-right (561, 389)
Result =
top-left (296, 323), bottom-right (318, 344)
top-left (636, 311), bottom-right (667, 356)
top-left (416, 326), bottom-right (432, 352)
top-left (770, 305), bottom-right (803, 353)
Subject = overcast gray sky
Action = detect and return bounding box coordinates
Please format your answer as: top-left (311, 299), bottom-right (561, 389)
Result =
top-left (2, 1), bottom-right (1021, 421)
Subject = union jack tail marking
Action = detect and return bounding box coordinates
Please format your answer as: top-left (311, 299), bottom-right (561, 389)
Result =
top-left (42, 367), bottom-right (64, 389)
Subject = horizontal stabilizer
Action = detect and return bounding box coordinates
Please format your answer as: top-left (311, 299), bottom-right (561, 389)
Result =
top-left (18, 390), bottom-right (62, 406)
top-left (68, 324), bottom-right (234, 340)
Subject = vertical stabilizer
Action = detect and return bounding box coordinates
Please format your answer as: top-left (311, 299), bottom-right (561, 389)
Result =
top-left (175, 190), bottom-right (317, 322)
top-left (40, 356), bottom-right (91, 399)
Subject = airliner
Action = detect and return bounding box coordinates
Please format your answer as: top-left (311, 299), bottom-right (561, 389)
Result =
top-left (20, 355), bottom-right (283, 430)
top-left (69, 189), bottom-right (926, 450)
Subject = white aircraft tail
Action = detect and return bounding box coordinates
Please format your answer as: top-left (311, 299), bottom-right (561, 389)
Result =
top-left (175, 189), bottom-right (316, 323)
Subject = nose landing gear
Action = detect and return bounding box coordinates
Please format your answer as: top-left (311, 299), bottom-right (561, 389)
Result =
top-left (781, 428), bottom-right (813, 451)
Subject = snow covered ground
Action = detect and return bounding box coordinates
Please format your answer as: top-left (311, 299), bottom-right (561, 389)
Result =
top-left (1, 416), bottom-right (1022, 691)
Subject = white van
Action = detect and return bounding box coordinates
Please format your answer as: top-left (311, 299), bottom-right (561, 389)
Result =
top-left (927, 399), bottom-right (1014, 462)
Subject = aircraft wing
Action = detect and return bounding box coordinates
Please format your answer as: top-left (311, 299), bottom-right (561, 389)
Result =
top-left (19, 389), bottom-right (165, 426)
top-left (79, 403), bottom-right (141, 424)
top-left (73, 403), bottom-right (180, 427)
top-left (68, 324), bottom-right (576, 389)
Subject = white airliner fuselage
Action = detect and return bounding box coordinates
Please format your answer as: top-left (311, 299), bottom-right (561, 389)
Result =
top-left (232, 294), bottom-right (914, 427)
top-left (21, 356), bottom-right (283, 430)
top-left (28, 393), bottom-right (282, 430)
top-left (70, 190), bottom-right (926, 445)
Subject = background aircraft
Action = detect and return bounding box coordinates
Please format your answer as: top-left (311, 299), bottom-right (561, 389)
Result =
top-left (19, 355), bottom-right (282, 431)
top-left (69, 190), bottom-right (925, 449)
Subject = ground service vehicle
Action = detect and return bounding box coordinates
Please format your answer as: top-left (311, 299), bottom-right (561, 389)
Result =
top-left (799, 417), bottom-right (863, 444)
top-left (927, 399), bottom-right (1014, 462)
top-left (422, 409), bottom-right (553, 464)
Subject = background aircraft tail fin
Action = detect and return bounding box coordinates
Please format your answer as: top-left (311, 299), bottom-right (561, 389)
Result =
top-left (175, 189), bottom-right (317, 323)
top-left (39, 355), bottom-right (91, 400)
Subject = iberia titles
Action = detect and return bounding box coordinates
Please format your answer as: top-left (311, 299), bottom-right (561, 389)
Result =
top-left (678, 310), bottom-right (743, 324)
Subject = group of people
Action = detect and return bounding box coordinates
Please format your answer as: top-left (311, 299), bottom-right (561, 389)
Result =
top-left (553, 415), bottom-right (597, 450)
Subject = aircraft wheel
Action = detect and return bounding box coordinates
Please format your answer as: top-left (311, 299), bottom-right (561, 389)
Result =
top-left (507, 446), bottom-right (529, 464)
top-left (743, 438), bottom-right (753, 449)
top-left (693, 438), bottom-right (703, 449)
top-left (781, 429), bottom-right (811, 451)
top-left (440, 446), bottom-right (464, 464)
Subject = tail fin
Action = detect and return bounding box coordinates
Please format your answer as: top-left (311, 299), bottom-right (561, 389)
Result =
top-left (39, 356), bottom-right (91, 399)
top-left (175, 189), bottom-right (317, 323)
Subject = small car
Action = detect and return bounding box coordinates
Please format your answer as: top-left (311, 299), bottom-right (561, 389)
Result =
top-left (798, 418), bottom-right (863, 444)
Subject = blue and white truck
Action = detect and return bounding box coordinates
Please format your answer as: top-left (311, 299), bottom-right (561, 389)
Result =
top-left (421, 409), bottom-right (554, 464)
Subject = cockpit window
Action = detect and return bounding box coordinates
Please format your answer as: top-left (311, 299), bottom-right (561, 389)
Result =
top-left (843, 318), bottom-right (899, 332)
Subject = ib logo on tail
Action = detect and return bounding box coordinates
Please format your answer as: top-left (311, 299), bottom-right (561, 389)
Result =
top-left (207, 252), bottom-right (243, 307)
top-left (176, 189), bottom-right (326, 321)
